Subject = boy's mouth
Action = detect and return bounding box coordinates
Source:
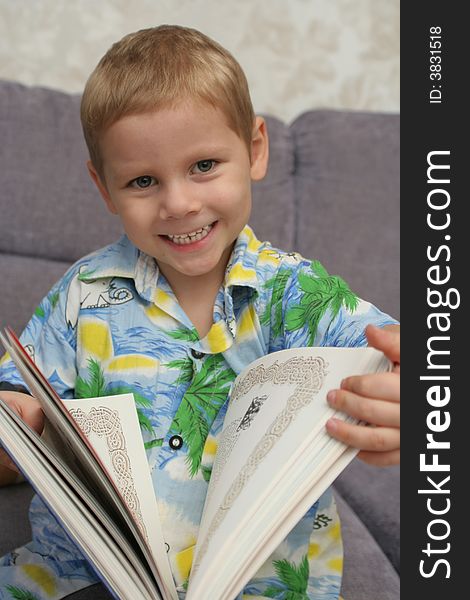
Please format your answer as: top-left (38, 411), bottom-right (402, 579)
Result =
top-left (164, 223), bottom-right (215, 245)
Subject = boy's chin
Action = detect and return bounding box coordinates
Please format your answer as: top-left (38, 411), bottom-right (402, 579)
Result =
top-left (160, 253), bottom-right (233, 286)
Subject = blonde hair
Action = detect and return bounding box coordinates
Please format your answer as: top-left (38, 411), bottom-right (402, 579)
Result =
top-left (80, 25), bottom-right (255, 176)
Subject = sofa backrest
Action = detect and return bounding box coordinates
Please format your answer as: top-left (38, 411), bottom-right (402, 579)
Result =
top-left (0, 81), bottom-right (123, 263)
top-left (0, 79), bottom-right (399, 335)
top-left (292, 110), bottom-right (400, 319)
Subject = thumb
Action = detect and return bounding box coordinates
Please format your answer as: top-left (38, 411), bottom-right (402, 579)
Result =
top-left (366, 324), bottom-right (400, 365)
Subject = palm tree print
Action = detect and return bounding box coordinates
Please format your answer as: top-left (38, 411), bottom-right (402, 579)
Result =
top-left (34, 291), bottom-right (59, 319)
top-left (263, 555), bottom-right (310, 599)
top-left (75, 358), bottom-right (162, 449)
top-left (165, 354), bottom-right (235, 477)
top-left (5, 586), bottom-right (40, 600)
top-left (261, 269), bottom-right (292, 339)
top-left (166, 327), bottom-right (199, 343)
top-left (285, 261), bottom-right (358, 345)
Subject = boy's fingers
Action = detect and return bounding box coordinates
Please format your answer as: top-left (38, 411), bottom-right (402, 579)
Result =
top-left (366, 324), bottom-right (400, 365)
top-left (19, 402), bottom-right (45, 434)
top-left (340, 371), bottom-right (400, 404)
top-left (326, 418), bottom-right (400, 453)
top-left (2, 393), bottom-right (45, 435)
top-left (327, 389), bottom-right (400, 427)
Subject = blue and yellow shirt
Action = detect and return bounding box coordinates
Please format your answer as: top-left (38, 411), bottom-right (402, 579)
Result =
top-left (0, 226), bottom-right (396, 600)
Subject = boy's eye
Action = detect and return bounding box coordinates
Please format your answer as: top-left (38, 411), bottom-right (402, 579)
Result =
top-left (130, 175), bottom-right (156, 188)
top-left (193, 160), bottom-right (216, 173)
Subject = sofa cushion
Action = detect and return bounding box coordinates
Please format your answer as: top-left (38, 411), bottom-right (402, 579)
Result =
top-left (0, 253), bottom-right (72, 333)
top-left (335, 459), bottom-right (400, 572)
top-left (336, 492), bottom-right (399, 599)
top-left (0, 482), bottom-right (34, 556)
top-left (291, 110), bottom-right (400, 320)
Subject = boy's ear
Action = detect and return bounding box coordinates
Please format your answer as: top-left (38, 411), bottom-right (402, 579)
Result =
top-left (250, 116), bottom-right (269, 181)
top-left (86, 160), bottom-right (119, 215)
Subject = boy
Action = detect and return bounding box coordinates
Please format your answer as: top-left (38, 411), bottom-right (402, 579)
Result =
top-left (0, 25), bottom-right (400, 599)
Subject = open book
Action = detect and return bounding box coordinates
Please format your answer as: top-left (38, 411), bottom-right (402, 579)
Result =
top-left (0, 327), bottom-right (390, 600)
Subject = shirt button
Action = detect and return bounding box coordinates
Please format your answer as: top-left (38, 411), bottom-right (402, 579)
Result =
top-left (169, 435), bottom-right (183, 450)
top-left (190, 349), bottom-right (205, 360)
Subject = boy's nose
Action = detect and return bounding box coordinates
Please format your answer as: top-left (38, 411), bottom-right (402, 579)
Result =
top-left (158, 182), bottom-right (202, 220)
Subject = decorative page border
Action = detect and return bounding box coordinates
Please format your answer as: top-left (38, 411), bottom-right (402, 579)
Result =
top-left (68, 406), bottom-right (148, 542)
top-left (192, 354), bottom-right (328, 573)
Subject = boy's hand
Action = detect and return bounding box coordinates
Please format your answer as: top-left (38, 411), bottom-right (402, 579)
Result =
top-left (0, 391), bottom-right (44, 480)
top-left (326, 324), bottom-right (400, 466)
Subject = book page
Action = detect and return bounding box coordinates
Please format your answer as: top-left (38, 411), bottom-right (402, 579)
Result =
top-left (60, 393), bottom-right (173, 595)
top-left (0, 399), bottom-right (159, 600)
top-left (188, 346), bottom-right (390, 600)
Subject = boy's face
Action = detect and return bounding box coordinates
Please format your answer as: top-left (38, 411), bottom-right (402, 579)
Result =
top-left (88, 102), bottom-right (268, 295)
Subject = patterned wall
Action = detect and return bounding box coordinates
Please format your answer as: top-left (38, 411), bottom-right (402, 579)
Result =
top-left (0, 0), bottom-right (399, 122)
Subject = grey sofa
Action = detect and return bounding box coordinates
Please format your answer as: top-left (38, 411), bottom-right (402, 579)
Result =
top-left (0, 79), bottom-right (399, 599)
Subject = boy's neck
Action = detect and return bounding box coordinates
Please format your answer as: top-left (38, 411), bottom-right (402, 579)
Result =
top-left (177, 283), bottom-right (220, 339)
top-left (157, 249), bottom-right (232, 339)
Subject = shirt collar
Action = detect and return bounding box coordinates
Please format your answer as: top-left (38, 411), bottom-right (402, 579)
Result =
top-left (223, 225), bottom-right (262, 295)
top-left (79, 235), bottom-right (158, 302)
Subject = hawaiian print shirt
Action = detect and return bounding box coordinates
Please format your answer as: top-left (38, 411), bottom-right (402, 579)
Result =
top-left (0, 226), bottom-right (396, 600)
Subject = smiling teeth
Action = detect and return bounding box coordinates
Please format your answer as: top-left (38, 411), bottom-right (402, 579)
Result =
top-left (167, 224), bottom-right (213, 244)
